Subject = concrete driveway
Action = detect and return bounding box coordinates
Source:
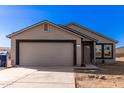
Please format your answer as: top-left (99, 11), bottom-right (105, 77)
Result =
top-left (0, 66), bottom-right (75, 88)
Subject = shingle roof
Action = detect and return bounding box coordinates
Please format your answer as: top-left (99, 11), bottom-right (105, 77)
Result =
top-left (66, 23), bottom-right (118, 43)
top-left (6, 20), bottom-right (117, 43)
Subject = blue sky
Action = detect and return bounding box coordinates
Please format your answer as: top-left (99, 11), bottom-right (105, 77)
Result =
top-left (0, 5), bottom-right (124, 47)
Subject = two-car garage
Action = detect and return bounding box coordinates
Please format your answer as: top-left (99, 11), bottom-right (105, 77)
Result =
top-left (16, 40), bottom-right (76, 66)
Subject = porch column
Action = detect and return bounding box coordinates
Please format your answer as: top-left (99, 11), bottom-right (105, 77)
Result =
top-left (93, 41), bottom-right (96, 64)
top-left (76, 39), bottom-right (82, 66)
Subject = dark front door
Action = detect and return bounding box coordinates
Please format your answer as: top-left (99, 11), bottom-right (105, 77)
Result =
top-left (82, 41), bottom-right (94, 65)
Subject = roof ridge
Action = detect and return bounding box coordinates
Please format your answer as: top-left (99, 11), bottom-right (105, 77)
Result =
top-left (7, 20), bottom-right (52, 38)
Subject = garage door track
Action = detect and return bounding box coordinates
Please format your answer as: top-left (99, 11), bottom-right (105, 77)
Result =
top-left (0, 66), bottom-right (75, 88)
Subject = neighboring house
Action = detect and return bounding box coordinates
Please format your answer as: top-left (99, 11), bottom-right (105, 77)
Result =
top-left (7, 20), bottom-right (117, 67)
top-left (0, 47), bottom-right (10, 52)
top-left (116, 46), bottom-right (124, 61)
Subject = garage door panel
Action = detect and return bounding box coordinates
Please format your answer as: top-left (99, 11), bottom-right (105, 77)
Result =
top-left (19, 42), bottom-right (73, 66)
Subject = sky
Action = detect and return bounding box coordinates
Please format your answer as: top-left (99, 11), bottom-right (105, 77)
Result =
top-left (0, 5), bottom-right (124, 48)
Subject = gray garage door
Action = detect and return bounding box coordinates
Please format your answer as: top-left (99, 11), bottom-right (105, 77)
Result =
top-left (19, 42), bottom-right (74, 66)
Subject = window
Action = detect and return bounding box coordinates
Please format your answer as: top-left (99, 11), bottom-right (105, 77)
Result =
top-left (104, 45), bottom-right (112, 58)
top-left (96, 45), bottom-right (102, 58)
top-left (43, 24), bottom-right (49, 32)
top-left (96, 43), bottom-right (113, 59)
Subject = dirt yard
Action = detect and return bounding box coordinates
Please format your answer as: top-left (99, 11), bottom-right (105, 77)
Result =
top-left (75, 61), bottom-right (124, 88)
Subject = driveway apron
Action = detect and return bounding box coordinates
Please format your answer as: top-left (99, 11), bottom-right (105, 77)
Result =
top-left (0, 66), bottom-right (75, 88)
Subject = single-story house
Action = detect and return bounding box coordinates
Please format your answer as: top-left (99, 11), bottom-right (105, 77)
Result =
top-left (7, 20), bottom-right (117, 67)
top-left (116, 46), bottom-right (124, 61)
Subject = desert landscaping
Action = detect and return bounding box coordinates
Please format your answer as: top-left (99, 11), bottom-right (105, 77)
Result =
top-left (75, 61), bottom-right (124, 88)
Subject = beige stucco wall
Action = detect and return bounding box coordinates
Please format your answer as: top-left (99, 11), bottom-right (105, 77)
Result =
top-left (11, 23), bottom-right (82, 66)
top-left (68, 24), bottom-right (116, 64)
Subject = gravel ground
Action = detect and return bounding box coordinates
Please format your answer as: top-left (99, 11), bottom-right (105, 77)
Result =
top-left (75, 61), bottom-right (124, 88)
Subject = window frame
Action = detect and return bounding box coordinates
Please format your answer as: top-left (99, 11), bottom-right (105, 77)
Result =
top-left (95, 44), bottom-right (102, 58)
top-left (96, 43), bottom-right (113, 59)
top-left (43, 23), bottom-right (49, 32)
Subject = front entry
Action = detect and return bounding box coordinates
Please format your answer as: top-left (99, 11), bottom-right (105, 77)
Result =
top-left (82, 41), bottom-right (94, 65)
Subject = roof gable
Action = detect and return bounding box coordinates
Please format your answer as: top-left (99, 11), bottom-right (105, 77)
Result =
top-left (7, 20), bottom-right (84, 38)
